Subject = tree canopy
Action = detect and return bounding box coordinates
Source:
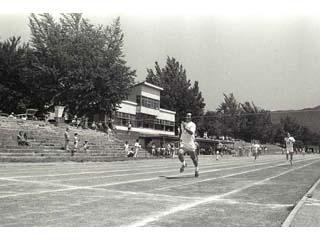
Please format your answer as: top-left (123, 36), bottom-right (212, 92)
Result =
top-left (0, 14), bottom-right (136, 117)
top-left (28, 13), bottom-right (136, 116)
top-left (0, 36), bottom-right (36, 113)
top-left (146, 57), bottom-right (205, 125)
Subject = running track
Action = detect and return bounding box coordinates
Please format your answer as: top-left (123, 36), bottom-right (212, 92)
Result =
top-left (0, 154), bottom-right (320, 226)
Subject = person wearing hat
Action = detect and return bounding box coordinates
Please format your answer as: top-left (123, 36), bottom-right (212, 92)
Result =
top-left (178, 112), bottom-right (199, 177)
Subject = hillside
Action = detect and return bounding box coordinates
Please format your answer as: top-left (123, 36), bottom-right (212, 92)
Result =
top-left (271, 105), bottom-right (320, 133)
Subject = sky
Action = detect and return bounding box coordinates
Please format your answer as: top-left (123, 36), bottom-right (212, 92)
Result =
top-left (1, 0), bottom-right (320, 111)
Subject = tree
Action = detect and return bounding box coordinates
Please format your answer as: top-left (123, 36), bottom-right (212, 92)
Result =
top-left (0, 36), bottom-right (35, 113)
top-left (28, 13), bottom-right (136, 117)
top-left (216, 93), bottom-right (241, 138)
top-left (198, 111), bottom-right (224, 138)
top-left (146, 57), bottom-right (205, 126)
top-left (239, 101), bottom-right (273, 143)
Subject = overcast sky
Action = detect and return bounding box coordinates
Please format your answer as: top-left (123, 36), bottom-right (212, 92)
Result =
top-left (1, 0), bottom-right (320, 111)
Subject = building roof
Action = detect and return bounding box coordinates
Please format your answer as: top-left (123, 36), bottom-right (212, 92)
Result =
top-left (134, 81), bottom-right (164, 91)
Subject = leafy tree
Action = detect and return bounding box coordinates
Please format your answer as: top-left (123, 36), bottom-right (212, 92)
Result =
top-left (28, 13), bottom-right (136, 117)
top-left (146, 57), bottom-right (205, 126)
top-left (216, 93), bottom-right (241, 138)
top-left (198, 111), bottom-right (224, 138)
top-left (0, 36), bottom-right (35, 113)
top-left (239, 101), bottom-right (273, 143)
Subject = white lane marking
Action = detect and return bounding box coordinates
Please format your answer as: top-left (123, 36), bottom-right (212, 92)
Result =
top-left (152, 157), bottom-right (318, 191)
top-left (0, 157), bottom-right (316, 200)
top-left (46, 160), bottom-right (280, 182)
top-left (282, 175), bottom-right (320, 227)
top-left (0, 176), bottom-right (201, 201)
top-left (0, 157), bottom-right (309, 192)
top-left (0, 177), bottom-right (79, 189)
top-left (212, 198), bottom-right (293, 209)
top-left (0, 155), bottom-right (284, 176)
top-left (0, 187), bottom-right (85, 199)
top-left (127, 159), bottom-right (319, 227)
top-left (91, 188), bottom-right (202, 201)
top-left (1, 158), bottom-right (257, 179)
top-left (305, 202), bottom-right (320, 206)
top-left (87, 158), bottom-right (317, 189)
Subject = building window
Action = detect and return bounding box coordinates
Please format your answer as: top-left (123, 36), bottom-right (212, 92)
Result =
top-left (136, 95), bottom-right (160, 110)
top-left (115, 112), bottom-right (136, 127)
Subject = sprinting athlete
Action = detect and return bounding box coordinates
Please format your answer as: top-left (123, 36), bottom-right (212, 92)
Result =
top-left (178, 113), bottom-right (199, 178)
top-left (251, 141), bottom-right (260, 161)
top-left (285, 132), bottom-right (296, 166)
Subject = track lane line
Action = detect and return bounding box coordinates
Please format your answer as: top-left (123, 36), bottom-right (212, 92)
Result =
top-left (0, 155), bottom-right (282, 175)
top-left (46, 159), bottom-right (283, 182)
top-left (127, 158), bottom-right (320, 227)
top-left (0, 157), bottom-right (316, 200)
top-left (2, 156), bottom-right (282, 181)
top-left (282, 175), bottom-right (320, 227)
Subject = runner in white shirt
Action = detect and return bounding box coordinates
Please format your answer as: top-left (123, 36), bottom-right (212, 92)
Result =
top-left (178, 113), bottom-right (199, 177)
top-left (251, 141), bottom-right (260, 161)
top-left (285, 132), bottom-right (296, 166)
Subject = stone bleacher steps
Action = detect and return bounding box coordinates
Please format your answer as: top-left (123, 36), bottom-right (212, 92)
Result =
top-left (0, 117), bottom-right (151, 162)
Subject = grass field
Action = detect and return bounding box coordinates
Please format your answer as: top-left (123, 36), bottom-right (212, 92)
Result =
top-left (0, 154), bottom-right (320, 227)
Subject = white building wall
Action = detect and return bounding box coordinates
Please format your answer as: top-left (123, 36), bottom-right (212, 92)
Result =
top-left (137, 106), bottom-right (159, 116)
top-left (117, 101), bottom-right (137, 115)
top-left (141, 85), bottom-right (160, 100)
top-left (115, 125), bottom-right (175, 136)
top-left (158, 109), bottom-right (176, 122)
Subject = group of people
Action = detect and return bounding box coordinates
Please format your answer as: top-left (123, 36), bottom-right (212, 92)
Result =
top-left (124, 139), bottom-right (141, 158)
top-left (150, 142), bottom-right (176, 158)
top-left (175, 113), bottom-right (302, 179)
top-left (64, 127), bottom-right (89, 156)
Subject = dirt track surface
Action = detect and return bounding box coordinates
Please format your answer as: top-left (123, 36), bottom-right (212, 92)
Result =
top-left (0, 154), bottom-right (320, 226)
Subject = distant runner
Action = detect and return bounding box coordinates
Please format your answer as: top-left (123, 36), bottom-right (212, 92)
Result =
top-left (285, 132), bottom-right (296, 166)
top-left (251, 141), bottom-right (260, 161)
top-left (178, 113), bottom-right (199, 178)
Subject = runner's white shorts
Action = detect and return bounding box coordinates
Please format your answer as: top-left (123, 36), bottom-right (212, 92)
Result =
top-left (179, 143), bottom-right (196, 154)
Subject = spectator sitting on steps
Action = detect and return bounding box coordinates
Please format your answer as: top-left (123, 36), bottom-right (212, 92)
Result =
top-left (91, 121), bottom-right (97, 130)
top-left (9, 112), bottom-right (16, 119)
top-left (82, 140), bottom-right (89, 153)
top-left (127, 147), bottom-right (135, 157)
top-left (17, 131), bottom-right (30, 146)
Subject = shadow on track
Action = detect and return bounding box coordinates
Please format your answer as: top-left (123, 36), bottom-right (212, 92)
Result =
top-left (159, 175), bottom-right (194, 179)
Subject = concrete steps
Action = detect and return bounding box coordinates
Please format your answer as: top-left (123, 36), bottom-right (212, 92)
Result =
top-left (0, 116), bottom-right (152, 162)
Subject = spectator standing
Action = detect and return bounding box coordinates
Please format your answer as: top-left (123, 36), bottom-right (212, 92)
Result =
top-left (124, 141), bottom-right (129, 156)
top-left (64, 127), bottom-right (70, 151)
top-left (134, 139), bottom-right (141, 158)
top-left (127, 121), bottom-right (132, 135)
top-left (151, 142), bottom-right (156, 156)
top-left (71, 133), bottom-right (79, 156)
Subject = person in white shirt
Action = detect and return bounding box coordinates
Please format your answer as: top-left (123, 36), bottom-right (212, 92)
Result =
top-left (134, 139), bottom-right (141, 158)
top-left (178, 113), bottom-right (199, 178)
top-left (251, 141), bottom-right (260, 160)
top-left (285, 132), bottom-right (296, 166)
top-left (124, 141), bottom-right (129, 156)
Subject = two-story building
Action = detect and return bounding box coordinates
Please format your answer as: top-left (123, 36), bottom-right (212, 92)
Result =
top-left (114, 81), bottom-right (176, 136)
